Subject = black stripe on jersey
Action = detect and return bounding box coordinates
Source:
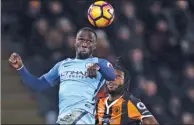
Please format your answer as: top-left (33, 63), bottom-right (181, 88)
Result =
top-left (102, 105), bottom-right (112, 125)
top-left (121, 100), bottom-right (129, 124)
top-left (108, 106), bottom-right (113, 125)
top-left (95, 99), bottom-right (100, 124)
top-left (102, 103), bottom-right (107, 125)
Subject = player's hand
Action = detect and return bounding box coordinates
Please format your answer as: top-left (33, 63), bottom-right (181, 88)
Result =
top-left (87, 63), bottom-right (100, 78)
top-left (9, 53), bottom-right (23, 70)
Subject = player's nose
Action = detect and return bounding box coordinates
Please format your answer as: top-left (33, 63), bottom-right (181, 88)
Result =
top-left (106, 81), bottom-right (114, 85)
top-left (81, 42), bottom-right (88, 47)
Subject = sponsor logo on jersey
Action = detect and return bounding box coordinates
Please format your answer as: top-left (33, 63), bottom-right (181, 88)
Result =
top-left (112, 106), bottom-right (121, 115)
top-left (63, 65), bottom-right (71, 68)
top-left (61, 71), bottom-right (88, 79)
top-left (99, 117), bottom-right (116, 123)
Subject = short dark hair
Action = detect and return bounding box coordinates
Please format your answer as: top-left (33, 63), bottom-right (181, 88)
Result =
top-left (77, 27), bottom-right (97, 40)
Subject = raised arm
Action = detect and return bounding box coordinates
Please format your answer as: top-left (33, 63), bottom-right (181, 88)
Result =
top-left (9, 53), bottom-right (61, 91)
top-left (142, 116), bottom-right (159, 125)
top-left (98, 59), bottom-right (115, 81)
top-left (87, 58), bottom-right (115, 80)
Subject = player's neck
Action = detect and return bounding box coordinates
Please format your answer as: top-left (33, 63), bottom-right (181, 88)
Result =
top-left (108, 94), bottom-right (122, 101)
top-left (76, 53), bottom-right (93, 59)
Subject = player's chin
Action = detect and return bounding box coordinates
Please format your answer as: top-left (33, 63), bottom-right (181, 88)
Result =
top-left (78, 52), bottom-right (90, 59)
top-left (108, 90), bottom-right (117, 95)
top-left (107, 88), bottom-right (116, 93)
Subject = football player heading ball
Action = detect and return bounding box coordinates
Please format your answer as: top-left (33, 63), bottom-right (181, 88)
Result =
top-left (9, 27), bottom-right (115, 124)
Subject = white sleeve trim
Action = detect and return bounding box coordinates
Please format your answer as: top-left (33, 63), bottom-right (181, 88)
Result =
top-left (16, 65), bottom-right (24, 70)
top-left (141, 115), bottom-right (153, 121)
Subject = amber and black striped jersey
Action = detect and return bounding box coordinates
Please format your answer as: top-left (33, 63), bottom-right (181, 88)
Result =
top-left (96, 93), bottom-right (152, 125)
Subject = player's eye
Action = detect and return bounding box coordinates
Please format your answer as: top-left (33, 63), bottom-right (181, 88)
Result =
top-left (116, 75), bottom-right (123, 79)
top-left (78, 38), bottom-right (84, 41)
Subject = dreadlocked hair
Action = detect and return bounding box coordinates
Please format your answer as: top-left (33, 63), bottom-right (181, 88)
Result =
top-left (114, 59), bottom-right (130, 91)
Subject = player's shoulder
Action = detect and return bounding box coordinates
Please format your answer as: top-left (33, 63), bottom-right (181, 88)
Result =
top-left (97, 57), bottom-right (109, 62)
top-left (97, 58), bottom-right (113, 67)
top-left (97, 97), bottom-right (107, 105)
top-left (125, 93), bottom-right (148, 111)
top-left (124, 93), bottom-right (142, 105)
top-left (55, 58), bottom-right (73, 67)
top-left (60, 58), bottom-right (73, 63)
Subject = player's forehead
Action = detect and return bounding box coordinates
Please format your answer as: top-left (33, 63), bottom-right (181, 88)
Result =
top-left (76, 30), bottom-right (96, 41)
top-left (115, 69), bottom-right (124, 78)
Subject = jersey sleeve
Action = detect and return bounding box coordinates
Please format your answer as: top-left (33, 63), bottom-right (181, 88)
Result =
top-left (127, 96), bottom-right (152, 121)
top-left (42, 61), bottom-right (62, 86)
top-left (98, 58), bottom-right (115, 81)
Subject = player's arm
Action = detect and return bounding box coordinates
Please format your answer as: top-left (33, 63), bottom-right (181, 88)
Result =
top-left (87, 58), bottom-right (115, 81)
top-left (142, 116), bottom-right (159, 124)
top-left (9, 53), bottom-right (60, 91)
top-left (98, 59), bottom-right (115, 81)
top-left (127, 95), bottom-right (159, 124)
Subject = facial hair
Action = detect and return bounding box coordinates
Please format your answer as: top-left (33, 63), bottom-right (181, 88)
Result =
top-left (108, 85), bottom-right (125, 97)
top-left (76, 46), bottom-right (93, 59)
top-left (77, 52), bottom-right (90, 59)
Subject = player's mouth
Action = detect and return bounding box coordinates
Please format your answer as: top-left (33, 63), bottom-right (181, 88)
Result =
top-left (80, 46), bottom-right (89, 52)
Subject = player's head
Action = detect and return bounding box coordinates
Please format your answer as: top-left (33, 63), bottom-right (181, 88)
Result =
top-left (75, 27), bottom-right (97, 59)
top-left (106, 64), bottom-right (130, 96)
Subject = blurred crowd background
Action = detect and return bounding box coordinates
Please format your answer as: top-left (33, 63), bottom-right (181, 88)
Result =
top-left (2, 0), bottom-right (194, 124)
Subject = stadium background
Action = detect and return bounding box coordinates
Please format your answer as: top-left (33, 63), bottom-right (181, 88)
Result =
top-left (1, 0), bottom-right (194, 124)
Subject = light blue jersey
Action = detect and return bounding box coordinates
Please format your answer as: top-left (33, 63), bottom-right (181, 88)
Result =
top-left (42, 57), bottom-right (114, 123)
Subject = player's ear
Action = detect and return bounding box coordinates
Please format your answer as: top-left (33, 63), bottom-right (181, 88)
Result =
top-left (92, 44), bottom-right (96, 50)
top-left (74, 38), bottom-right (77, 47)
top-left (92, 41), bottom-right (97, 50)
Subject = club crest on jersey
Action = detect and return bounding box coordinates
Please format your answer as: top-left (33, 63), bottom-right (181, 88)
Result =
top-left (86, 63), bottom-right (94, 68)
top-left (137, 102), bottom-right (146, 110)
top-left (112, 106), bottom-right (121, 115)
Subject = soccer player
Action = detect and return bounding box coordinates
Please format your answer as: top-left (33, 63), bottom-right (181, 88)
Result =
top-left (96, 64), bottom-right (159, 125)
top-left (9, 27), bottom-right (115, 124)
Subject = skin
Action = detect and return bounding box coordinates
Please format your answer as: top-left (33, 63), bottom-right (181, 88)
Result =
top-left (9, 30), bottom-right (100, 78)
top-left (106, 69), bottom-right (159, 124)
top-left (75, 30), bottom-right (96, 59)
top-left (106, 69), bottom-right (125, 101)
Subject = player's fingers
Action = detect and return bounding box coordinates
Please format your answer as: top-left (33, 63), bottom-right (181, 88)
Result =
top-left (93, 70), bottom-right (97, 78)
top-left (9, 58), bottom-right (17, 64)
top-left (9, 56), bottom-right (15, 62)
top-left (89, 71), bottom-right (94, 78)
top-left (10, 55), bottom-right (18, 62)
top-left (9, 55), bottom-right (14, 60)
top-left (10, 54), bottom-right (15, 59)
top-left (90, 69), bottom-right (96, 78)
top-left (12, 52), bottom-right (19, 56)
top-left (87, 68), bottom-right (92, 78)
top-left (91, 69), bottom-right (97, 78)
top-left (8, 58), bottom-right (12, 63)
top-left (16, 56), bottom-right (21, 61)
top-left (10, 55), bottom-right (17, 60)
top-left (12, 53), bottom-right (20, 58)
top-left (92, 66), bottom-right (97, 78)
